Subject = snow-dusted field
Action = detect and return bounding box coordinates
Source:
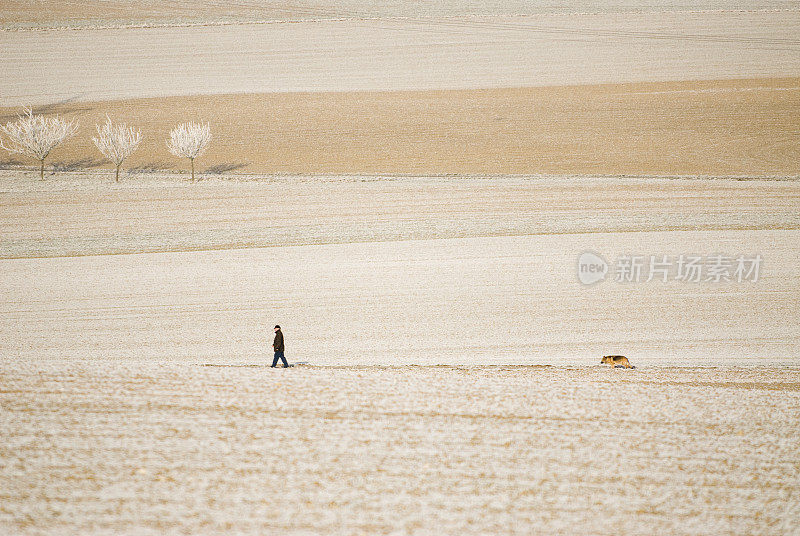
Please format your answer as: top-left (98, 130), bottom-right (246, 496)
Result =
top-left (3, 0), bottom-right (800, 30)
top-left (1, 173), bottom-right (798, 364)
top-left (0, 172), bottom-right (800, 536)
top-left (2, 10), bottom-right (799, 106)
top-left (1, 175), bottom-right (798, 533)
top-left (2, 360), bottom-right (798, 534)
top-left (2, 0), bottom-right (799, 531)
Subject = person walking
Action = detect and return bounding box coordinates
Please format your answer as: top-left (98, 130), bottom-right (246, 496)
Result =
top-left (271, 325), bottom-right (288, 368)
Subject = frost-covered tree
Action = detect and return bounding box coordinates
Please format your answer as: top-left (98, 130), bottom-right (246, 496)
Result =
top-left (92, 116), bottom-right (142, 182)
top-left (166, 122), bottom-right (211, 181)
top-left (0, 108), bottom-right (78, 180)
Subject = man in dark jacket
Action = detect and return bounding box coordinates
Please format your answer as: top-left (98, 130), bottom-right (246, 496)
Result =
top-left (271, 325), bottom-right (288, 368)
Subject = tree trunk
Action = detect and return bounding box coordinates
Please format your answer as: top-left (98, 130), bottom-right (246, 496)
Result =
top-left (191, 158), bottom-right (195, 182)
top-left (40, 159), bottom-right (45, 180)
top-left (115, 164), bottom-right (121, 183)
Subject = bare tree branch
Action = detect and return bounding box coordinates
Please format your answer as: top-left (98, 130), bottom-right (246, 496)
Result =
top-left (166, 122), bottom-right (211, 181)
top-left (93, 116), bottom-right (142, 182)
top-left (0, 108), bottom-right (78, 179)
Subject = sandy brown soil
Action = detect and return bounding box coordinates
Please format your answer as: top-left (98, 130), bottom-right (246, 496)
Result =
top-left (1, 78), bottom-right (798, 177)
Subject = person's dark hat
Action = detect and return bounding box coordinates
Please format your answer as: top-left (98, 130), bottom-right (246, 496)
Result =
top-left (274, 325), bottom-right (280, 329)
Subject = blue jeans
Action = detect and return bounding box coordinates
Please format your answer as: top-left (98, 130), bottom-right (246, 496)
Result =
top-left (272, 351), bottom-right (288, 367)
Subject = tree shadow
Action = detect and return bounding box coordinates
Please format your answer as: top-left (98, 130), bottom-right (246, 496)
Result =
top-left (0, 158), bottom-right (24, 170)
top-left (0, 96), bottom-right (95, 123)
top-left (49, 158), bottom-right (106, 173)
top-left (33, 97), bottom-right (95, 116)
top-left (126, 161), bottom-right (174, 175)
top-left (204, 162), bottom-right (249, 175)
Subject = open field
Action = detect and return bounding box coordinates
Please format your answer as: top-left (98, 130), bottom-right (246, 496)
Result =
top-left (3, 0), bottom-right (799, 30)
top-left (1, 361), bottom-right (798, 534)
top-left (1, 78), bottom-right (799, 176)
top-left (2, 173), bottom-right (800, 258)
top-left (1, 174), bottom-right (798, 364)
top-left (2, 11), bottom-right (800, 106)
top-left (2, 2), bottom-right (799, 533)
top-left (2, 8), bottom-right (798, 176)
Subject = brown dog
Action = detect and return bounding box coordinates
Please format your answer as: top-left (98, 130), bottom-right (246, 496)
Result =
top-left (601, 355), bottom-right (633, 368)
